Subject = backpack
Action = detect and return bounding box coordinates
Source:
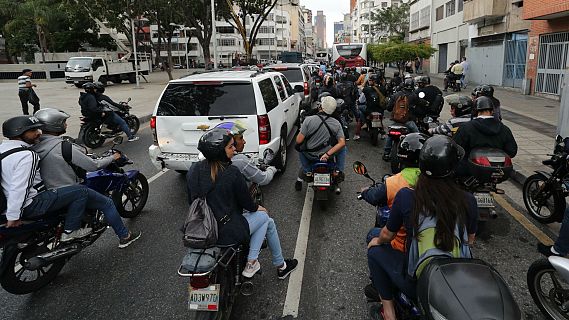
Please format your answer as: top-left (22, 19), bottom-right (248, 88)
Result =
top-left (61, 140), bottom-right (87, 179)
top-left (372, 86), bottom-right (387, 110)
top-left (300, 115), bottom-right (338, 154)
top-left (392, 95), bottom-right (410, 123)
top-left (0, 147), bottom-right (30, 213)
top-left (182, 170), bottom-right (219, 249)
top-left (407, 215), bottom-right (472, 279)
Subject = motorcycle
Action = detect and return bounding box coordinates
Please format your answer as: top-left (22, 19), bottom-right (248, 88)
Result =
top-left (444, 72), bottom-right (462, 92)
top-left (527, 255), bottom-right (569, 320)
top-left (0, 138), bottom-right (147, 294)
top-left (249, 149), bottom-right (275, 206)
top-left (523, 135), bottom-right (568, 224)
top-left (365, 112), bottom-right (385, 147)
top-left (352, 161), bottom-right (521, 320)
top-left (304, 159), bottom-right (340, 210)
top-left (78, 97), bottom-right (140, 149)
top-left (386, 125), bottom-right (409, 174)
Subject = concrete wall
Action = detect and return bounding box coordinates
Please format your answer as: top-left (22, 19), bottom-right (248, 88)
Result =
top-left (468, 43), bottom-right (505, 86)
top-left (430, 0), bottom-right (469, 74)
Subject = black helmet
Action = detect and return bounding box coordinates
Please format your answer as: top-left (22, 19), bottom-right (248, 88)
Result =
top-left (397, 133), bottom-right (429, 168)
top-left (446, 94), bottom-right (473, 117)
top-left (340, 72), bottom-right (348, 81)
top-left (197, 128), bottom-right (234, 162)
top-left (471, 85), bottom-right (482, 97)
top-left (82, 82), bottom-right (96, 90)
top-left (403, 78), bottom-right (414, 90)
top-left (475, 96), bottom-right (494, 112)
top-left (415, 76), bottom-right (430, 85)
top-left (478, 85), bottom-right (494, 97)
top-left (94, 81), bottom-right (105, 93)
top-left (419, 135), bottom-right (465, 178)
top-left (361, 69), bottom-right (367, 74)
top-left (369, 74), bottom-right (379, 83)
top-left (2, 116), bottom-right (43, 138)
top-left (34, 108), bottom-right (70, 134)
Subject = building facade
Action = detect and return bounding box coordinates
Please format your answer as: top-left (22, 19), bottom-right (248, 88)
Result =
top-left (408, 0), bottom-right (433, 72)
top-left (351, 0), bottom-right (403, 44)
top-left (430, 0), bottom-right (468, 74)
top-left (315, 10), bottom-right (327, 49)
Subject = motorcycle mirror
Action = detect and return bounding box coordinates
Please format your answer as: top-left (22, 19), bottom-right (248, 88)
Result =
top-left (556, 135), bottom-right (563, 143)
top-left (263, 148), bottom-right (275, 162)
top-left (127, 97), bottom-right (132, 103)
top-left (353, 161), bottom-right (368, 175)
top-left (418, 91), bottom-right (426, 99)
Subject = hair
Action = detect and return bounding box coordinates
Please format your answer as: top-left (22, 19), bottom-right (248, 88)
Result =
top-left (412, 174), bottom-right (468, 252)
top-left (209, 160), bottom-right (225, 183)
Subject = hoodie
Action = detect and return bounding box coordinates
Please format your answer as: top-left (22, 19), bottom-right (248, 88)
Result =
top-left (453, 117), bottom-right (517, 158)
top-left (32, 135), bottom-right (114, 189)
top-left (79, 92), bottom-right (102, 118)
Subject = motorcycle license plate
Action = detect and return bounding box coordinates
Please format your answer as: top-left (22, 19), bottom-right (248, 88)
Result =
top-left (188, 284), bottom-right (219, 311)
top-left (313, 173), bottom-right (331, 187)
top-left (168, 153), bottom-right (200, 162)
top-left (456, 80), bottom-right (462, 83)
top-left (371, 121), bottom-right (382, 128)
top-left (474, 193), bottom-right (494, 208)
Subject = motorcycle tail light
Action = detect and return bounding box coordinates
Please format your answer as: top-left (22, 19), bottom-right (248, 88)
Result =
top-left (504, 157), bottom-right (512, 167)
top-left (317, 187), bottom-right (327, 191)
top-left (304, 81), bottom-right (309, 96)
top-left (190, 275), bottom-right (210, 289)
top-left (314, 166), bottom-right (328, 173)
top-left (389, 131), bottom-right (402, 136)
top-left (150, 116), bottom-right (158, 144)
top-left (472, 157), bottom-right (491, 166)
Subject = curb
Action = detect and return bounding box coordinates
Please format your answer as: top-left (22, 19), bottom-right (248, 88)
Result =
top-left (511, 164), bottom-right (533, 187)
top-left (139, 114), bottom-right (152, 125)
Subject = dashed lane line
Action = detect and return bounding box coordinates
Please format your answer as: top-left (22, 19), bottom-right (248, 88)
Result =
top-left (494, 193), bottom-right (554, 245)
top-left (147, 169), bottom-right (170, 184)
top-left (282, 185), bottom-right (314, 318)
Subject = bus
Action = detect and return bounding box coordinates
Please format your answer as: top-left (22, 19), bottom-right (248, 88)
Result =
top-left (331, 43), bottom-right (367, 67)
top-left (315, 51), bottom-right (329, 64)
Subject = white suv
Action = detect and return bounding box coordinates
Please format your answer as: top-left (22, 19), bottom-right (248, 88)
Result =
top-left (148, 70), bottom-right (303, 172)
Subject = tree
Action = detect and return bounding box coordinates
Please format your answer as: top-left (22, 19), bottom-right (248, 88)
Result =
top-left (371, 3), bottom-right (410, 41)
top-left (368, 41), bottom-right (437, 73)
top-left (179, 0), bottom-right (221, 68)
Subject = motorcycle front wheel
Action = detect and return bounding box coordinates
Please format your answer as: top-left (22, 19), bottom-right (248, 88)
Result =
top-left (528, 258), bottom-right (569, 320)
top-left (80, 124), bottom-right (105, 149)
top-left (126, 116), bottom-right (140, 136)
top-left (523, 174), bottom-right (566, 224)
top-left (112, 172), bottom-right (149, 218)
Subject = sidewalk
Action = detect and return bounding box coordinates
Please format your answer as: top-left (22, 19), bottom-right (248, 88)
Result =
top-left (0, 69), bottom-right (199, 139)
top-left (385, 67), bottom-right (560, 185)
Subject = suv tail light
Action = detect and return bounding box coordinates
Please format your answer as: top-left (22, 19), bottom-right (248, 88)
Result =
top-left (150, 116), bottom-right (158, 144)
top-left (257, 114), bottom-right (271, 145)
top-left (304, 81), bottom-right (309, 96)
top-left (190, 275), bottom-right (210, 289)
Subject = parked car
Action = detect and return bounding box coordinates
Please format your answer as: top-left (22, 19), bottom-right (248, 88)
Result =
top-left (148, 70), bottom-right (303, 173)
top-left (264, 63), bottom-right (314, 108)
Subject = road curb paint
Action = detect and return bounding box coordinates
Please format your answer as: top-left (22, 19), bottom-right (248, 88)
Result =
top-left (147, 169), bottom-right (170, 184)
top-left (282, 185), bottom-right (314, 318)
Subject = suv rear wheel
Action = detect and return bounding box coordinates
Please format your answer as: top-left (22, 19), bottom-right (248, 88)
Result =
top-left (273, 130), bottom-right (288, 172)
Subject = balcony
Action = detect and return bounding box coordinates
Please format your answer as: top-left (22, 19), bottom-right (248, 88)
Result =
top-left (463, 0), bottom-right (507, 24)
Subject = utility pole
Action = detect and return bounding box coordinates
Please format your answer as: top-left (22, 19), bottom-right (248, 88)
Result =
top-left (131, 17), bottom-right (140, 88)
top-left (211, 0), bottom-right (218, 69)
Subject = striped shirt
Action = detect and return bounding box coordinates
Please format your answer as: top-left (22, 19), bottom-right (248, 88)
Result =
top-left (18, 75), bottom-right (31, 90)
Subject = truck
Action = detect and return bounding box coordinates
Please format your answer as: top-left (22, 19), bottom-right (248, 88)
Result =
top-left (277, 51), bottom-right (303, 63)
top-left (64, 56), bottom-right (150, 88)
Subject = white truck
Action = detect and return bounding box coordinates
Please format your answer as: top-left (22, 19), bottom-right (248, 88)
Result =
top-left (65, 56), bottom-right (150, 87)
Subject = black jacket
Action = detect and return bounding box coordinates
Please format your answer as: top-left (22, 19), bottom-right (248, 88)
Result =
top-left (186, 160), bottom-right (256, 246)
top-left (335, 81), bottom-right (357, 106)
top-left (453, 117), bottom-right (518, 158)
top-left (79, 92), bottom-right (103, 118)
top-left (97, 93), bottom-right (123, 109)
top-left (362, 85), bottom-right (387, 113)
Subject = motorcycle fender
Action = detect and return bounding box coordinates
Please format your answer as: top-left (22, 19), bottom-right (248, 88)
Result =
top-left (125, 169), bottom-right (140, 181)
top-left (0, 244), bottom-right (18, 277)
top-left (313, 188), bottom-right (329, 201)
top-left (548, 256), bottom-right (569, 282)
top-left (533, 171), bottom-right (552, 180)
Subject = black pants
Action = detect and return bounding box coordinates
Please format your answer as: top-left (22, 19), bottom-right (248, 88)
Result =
top-left (18, 90), bottom-right (40, 115)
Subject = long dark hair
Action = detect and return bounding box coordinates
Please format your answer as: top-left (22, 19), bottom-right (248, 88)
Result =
top-left (412, 174), bottom-right (468, 252)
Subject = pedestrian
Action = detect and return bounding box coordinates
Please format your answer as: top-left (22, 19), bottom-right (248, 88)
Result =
top-left (18, 69), bottom-right (40, 115)
top-left (415, 57), bottom-right (422, 74)
top-left (460, 57), bottom-right (470, 89)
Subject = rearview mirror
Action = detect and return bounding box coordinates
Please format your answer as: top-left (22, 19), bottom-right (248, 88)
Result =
top-left (127, 97), bottom-right (132, 103)
top-left (263, 148), bottom-right (275, 163)
top-left (353, 161), bottom-right (368, 175)
top-left (294, 85), bottom-right (304, 93)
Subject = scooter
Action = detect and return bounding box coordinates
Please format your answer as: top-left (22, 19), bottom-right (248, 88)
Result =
top-left (528, 255), bottom-right (569, 320)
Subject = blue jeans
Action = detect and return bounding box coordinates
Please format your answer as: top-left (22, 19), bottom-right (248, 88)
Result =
top-left (298, 146), bottom-right (347, 173)
top-left (384, 120), bottom-right (419, 154)
top-left (555, 207), bottom-right (569, 255)
top-left (244, 211), bottom-right (284, 267)
top-left (86, 189), bottom-right (129, 239)
top-left (107, 112), bottom-right (133, 139)
top-left (23, 185), bottom-right (89, 231)
top-left (368, 244), bottom-right (416, 301)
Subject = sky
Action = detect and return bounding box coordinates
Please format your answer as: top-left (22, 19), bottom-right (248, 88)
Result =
top-left (301, 0), bottom-right (350, 47)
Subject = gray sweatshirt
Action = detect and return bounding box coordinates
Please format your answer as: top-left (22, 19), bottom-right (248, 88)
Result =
top-left (32, 135), bottom-right (114, 189)
top-left (231, 154), bottom-right (276, 187)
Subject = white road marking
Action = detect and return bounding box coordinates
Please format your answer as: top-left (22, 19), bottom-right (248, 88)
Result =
top-left (147, 169), bottom-right (170, 184)
top-left (282, 185), bottom-right (314, 318)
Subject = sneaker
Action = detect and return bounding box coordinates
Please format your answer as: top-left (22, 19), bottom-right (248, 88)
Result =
top-left (277, 258), bottom-right (298, 280)
top-left (364, 283), bottom-right (380, 301)
top-left (335, 186), bottom-right (341, 194)
top-left (382, 153), bottom-right (391, 162)
top-left (118, 231), bottom-right (142, 248)
top-left (128, 136), bottom-right (140, 142)
top-left (538, 243), bottom-right (562, 257)
top-left (295, 180), bottom-right (302, 191)
top-left (61, 227), bottom-right (93, 242)
top-left (242, 260), bottom-right (261, 278)
top-left (353, 135), bottom-right (361, 141)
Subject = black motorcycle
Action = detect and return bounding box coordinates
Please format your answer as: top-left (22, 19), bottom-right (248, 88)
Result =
top-left (78, 97), bottom-right (140, 148)
top-left (444, 72), bottom-right (462, 92)
top-left (523, 135), bottom-right (568, 224)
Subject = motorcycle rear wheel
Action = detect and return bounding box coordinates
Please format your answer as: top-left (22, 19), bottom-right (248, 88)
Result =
top-left (188, 268), bottom-right (235, 320)
top-left (390, 144), bottom-right (401, 174)
top-left (126, 116), bottom-right (140, 135)
top-left (523, 174), bottom-right (565, 224)
top-left (0, 241), bottom-right (66, 295)
top-left (370, 127), bottom-right (379, 146)
top-left (527, 258), bottom-right (569, 320)
top-left (112, 172), bottom-right (149, 218)
top-left (80, 124), bottom-right (105, 149)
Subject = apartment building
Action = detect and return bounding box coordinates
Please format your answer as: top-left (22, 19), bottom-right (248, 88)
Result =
top-left (430, 0), bottom-right (468, 74)
top-left (315, 11), bottom-right (327, 49)
top-left (351, 0), bottom-right (403, 44)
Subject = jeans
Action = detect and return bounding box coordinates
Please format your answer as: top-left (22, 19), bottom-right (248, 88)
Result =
top-left (384, 120), bottom-right (419, 154)
top-left (298, 146), bottom-right (347, 174)
top-left (23, 185), bottom-right (89, 231)
top-left (244, 211), bottom-right (285, 267)
top-left (106, 112), bottom-right (133, 139)
top-left (86, 189), bottom-right (129, 239)
top-left (357, 104), bottom-right (367, 123)
top-left (555, 207), bottom-right (569, 255)
top-left (368, 244), bottom-right (416, 301)
top-left (18, 90), bottom-right (40, 115)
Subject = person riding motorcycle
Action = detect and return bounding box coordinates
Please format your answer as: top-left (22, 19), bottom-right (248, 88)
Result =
top-left (357, 74), bottom-right (387, 140)
top-left (472, 84), bottom-right (502, 121)
top-left (319, 75), bottom-right (338, 98)
top-left (186, 128), bottom-right (298, 279)
top-left (32, 108), bottom-right (141, 248)
top-left (428, 95), bottom-right (473, 136)
top-left (336, 72), bottom-right (359, 139)
top-left (1, 116), bottom-right (91, 242)
top-left (453, 96), bottom-right (517, 159)
top-left (94, 81), bottom-right (139, 142)
top-left (367, 135), bottom-right (478, 320)
top-left (295, 96), bottom-right (346, 192)
top-left (414, 76), bottom-right (444, 118)
top-left (388, 71), bottom-right (402, 93)
top-left (443, 60), bottom-right (464, 92)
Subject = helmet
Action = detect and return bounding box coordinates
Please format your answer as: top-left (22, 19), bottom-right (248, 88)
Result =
top-left (215, 121), bottom-right (247, 136)
top-left (471, 85), bottom-right (482, 97)
top-left (369, 74), bottom-right (379, 83)
top-left (197, 128), bottom-right (233, 161)
top-left (82, 82), bottom-right (96, 90)
top-left (404, 73), bottom-right (412, 79)
top-left (478, 85), bottom-right (494, 97)
top-left (445, 94), bottom-right (473, 117)
top-left (475, 96), bottom-right (494, 112)
top-left (415, 76), bottom-right (430, 85)
top-left (394, 71), bottom-right (400, 77)
top-left (2, 116), bottom-right (43, 138)
top-left (340, 72), bottom-right (348, 81)
top-left (34, 108), bottom-right (70, 134)
top-left (397, 133), bottom-right (429, 168)
top-left (361, 69), bottom-right (367, 74)
top-left (403, 78), bottom-right (414, 90)
top-left (318, 92), bottom-right (332, 101)
top-left (419, 135), bottom-right (465, 178)
top-left (94, 81), bottom-right (105, 93)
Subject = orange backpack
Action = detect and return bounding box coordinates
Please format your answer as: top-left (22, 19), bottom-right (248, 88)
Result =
top-left (392, 95), bottom-right (410, 123)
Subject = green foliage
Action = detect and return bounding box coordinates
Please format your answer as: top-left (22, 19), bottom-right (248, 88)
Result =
top-left (368, 41), bottom-right (437, 64)
top-left (371, 3), bottom-right (410, 40)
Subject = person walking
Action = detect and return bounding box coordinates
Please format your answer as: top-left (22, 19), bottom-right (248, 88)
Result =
top-left (18, 69), bottom-right (40, 115)
top-left (460, 57), bottom-right (470, 89)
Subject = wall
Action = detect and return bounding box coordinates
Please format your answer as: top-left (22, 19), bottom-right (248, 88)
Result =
top-left (468, 43), bottom-right (505, 86)
top-left (430, 0), bottom-right (469, 73)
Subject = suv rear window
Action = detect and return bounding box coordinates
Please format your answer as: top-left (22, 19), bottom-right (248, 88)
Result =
top-left (266, 68), bottom-right (303, 82)
top-left (157, 83), bottom-right (256, 116)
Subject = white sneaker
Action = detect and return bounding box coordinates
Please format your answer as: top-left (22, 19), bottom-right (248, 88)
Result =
top-left (353, 135), bottom-right (361, 141)
top-left (128, 136), bottom-right (140, 142)
top-left (61, 227), bottom-right (92, 242)
top-left (242, 260), bottom-right (261, 278)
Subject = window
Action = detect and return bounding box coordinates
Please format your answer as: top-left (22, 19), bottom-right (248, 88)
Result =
top-left (259, 26), bottom-right (275, 34)
top-left (382, 2), bottom-right (388, 8)
top-left (273, 76), bottom-right (287, 101)
top-left (436, 5), bottom-right (444, 21)
top-left (258, 79), bottom-right (279, 112)
top-left (217, 39), bottom-right (235, 46)
top-left (189, 43), bottom-right (198, 51)
top-left (257, 38), bottom-right (274, 45)
top-left (445, 0), bottom-right (456, 17)
top-left (420, 6), bottom-right (431, 28)
top-left (282, 76), bottom-right (294, 96)
top-left (217, 26), bottom-right (235, 34)
top-left (410, 11), bottom-right (420, 30)
top-left (458, 0), bottom-right (464, 12)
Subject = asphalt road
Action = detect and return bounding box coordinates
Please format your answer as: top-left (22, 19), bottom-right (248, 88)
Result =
top-left (0, 125), bottom-right (554, 320)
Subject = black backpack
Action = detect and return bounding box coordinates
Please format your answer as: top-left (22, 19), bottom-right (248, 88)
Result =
top-left (0, 147), bottom-right (30, 213)
top-left (61, 140), bottom-right (87, 179)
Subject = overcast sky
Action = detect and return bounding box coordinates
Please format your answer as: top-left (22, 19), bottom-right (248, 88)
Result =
top-left (301, 0), bottom-right (350, 47)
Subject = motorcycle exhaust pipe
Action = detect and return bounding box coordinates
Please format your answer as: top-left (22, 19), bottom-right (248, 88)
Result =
top-left (24, 244), bottom-right (82, 271)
